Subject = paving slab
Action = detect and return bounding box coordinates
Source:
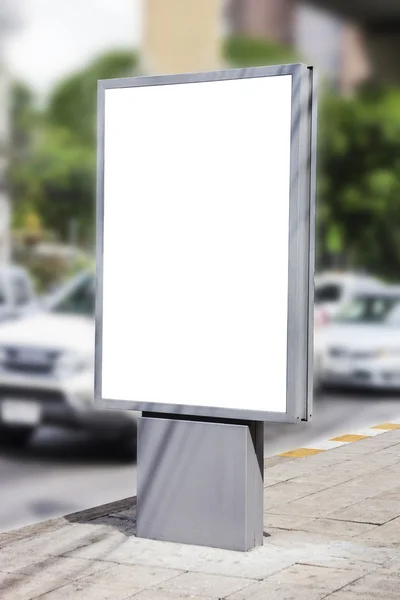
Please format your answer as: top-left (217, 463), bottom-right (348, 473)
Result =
top-left (327, 496), bottom-right (400, 525)
top-left (0, 523), bottom-right (124, 572)
top-left (356, 516), bottom-right (400, 547)
top-left (326, 573), bottom-right (400, 599)
top-left (129, 591), bottom-right (216, 600)
top-left (264, 530), bottom-right (396, 566)
top-left (156, 571), bottom-right (256, 598)
top-left (377, 557), bottom-right (400, 579)
top-left (292, 464), bottom-right (374, 488)
top-left (226, 564), bottom-right (365, 600)
top-left (373, 485), bottom-right (400, 501)
top-left (283, 517), bottom-right (377, 538)
top-left (263, 513), bottom-right (376, 539)
top-left (264, 480), bottom-right (328, 508)
top-left (264, 456), bottom-right (293, 468)
top-left (269, 468), bottom-right (400, 519)
top-left (227, 581), bottom-right (331, 599)
top-left (23, 564), bottom-right (183, 600)
top-left (0, 556), bottom-right (109, 600)
top-left (263, 513), bottom-right (315, 530)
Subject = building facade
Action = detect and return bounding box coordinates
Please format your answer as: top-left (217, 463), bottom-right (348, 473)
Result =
top-left (228, 0), bottom-right (295, 44)
top-left (0, 0), bottom-right (19, 264)
top-left (0, 52), bottom-right (11, 264)
top-left (226, 0), bottom-right (370, 94)
top-left (142, 0), bottom-right (222, 75)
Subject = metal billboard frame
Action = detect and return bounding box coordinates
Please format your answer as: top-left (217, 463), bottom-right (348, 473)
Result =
top-left (95, 63), bottom-right (317, 424)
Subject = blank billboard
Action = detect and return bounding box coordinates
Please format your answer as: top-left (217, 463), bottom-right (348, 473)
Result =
top-left (96, 65), bottom-right (316, 422)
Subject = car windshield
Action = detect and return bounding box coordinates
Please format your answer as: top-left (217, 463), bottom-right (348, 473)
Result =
top-left (314, 284), bottom-right (342, 304)
top-left (335, 295), bottom-right (400, 324)
top-left (52, 275), bottom-right (95, 316)
top-left (385, 302), bottom-right (400, 326)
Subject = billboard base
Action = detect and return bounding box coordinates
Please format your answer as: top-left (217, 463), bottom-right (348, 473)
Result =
top-left (136, 414), bottom-right (264, 551)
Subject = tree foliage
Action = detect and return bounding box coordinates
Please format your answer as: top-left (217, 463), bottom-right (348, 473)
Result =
top-left (224, 36), bottom-right (298, 67)
top-left (11, 126), bottom-right (95, 239)
top-left (10, 48), bottom-right (137, 244)
top-left (47, 49), bottom-right (137, 146)
top-left (318, 87), bottom-right (400, 279)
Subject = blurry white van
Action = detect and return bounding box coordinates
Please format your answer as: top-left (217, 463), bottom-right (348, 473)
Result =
top-left (314, 271), bottom-right (384, 330)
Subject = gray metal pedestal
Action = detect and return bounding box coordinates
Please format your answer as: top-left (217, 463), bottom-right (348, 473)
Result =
top-left (136, 414), bottom-right (264, 552)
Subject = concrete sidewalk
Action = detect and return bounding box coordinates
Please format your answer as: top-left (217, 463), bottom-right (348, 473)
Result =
top-left (2, 429), bottom-right (400, 599)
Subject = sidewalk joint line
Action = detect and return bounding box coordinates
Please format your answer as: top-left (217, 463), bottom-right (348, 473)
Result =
top-left (323, 517), bottom-right (380, 526)
top-left (320, 571), bottom-right (369, 599)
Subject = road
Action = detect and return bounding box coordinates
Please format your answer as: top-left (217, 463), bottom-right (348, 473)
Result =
top-left (1, 389), bottom-right (400, 534)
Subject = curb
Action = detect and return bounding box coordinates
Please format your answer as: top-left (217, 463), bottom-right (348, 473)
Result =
top-left (278, 420), bottom-right (400, 458)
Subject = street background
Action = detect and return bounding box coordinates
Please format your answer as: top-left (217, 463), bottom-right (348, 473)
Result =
top-left (2, 0), bottom-right (400, 532)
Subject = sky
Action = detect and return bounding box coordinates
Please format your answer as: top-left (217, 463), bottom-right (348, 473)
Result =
top-left (4, 0), bottom-right (141, 96)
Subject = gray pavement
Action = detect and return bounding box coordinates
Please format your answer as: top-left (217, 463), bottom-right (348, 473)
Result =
top-left (2, 428), bottom-right (400, 599)
top-left (2, 390), bottom-right (400, 533)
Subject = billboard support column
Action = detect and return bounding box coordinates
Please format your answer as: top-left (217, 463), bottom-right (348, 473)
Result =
top-left (137, 415), bottom-right (264, 551)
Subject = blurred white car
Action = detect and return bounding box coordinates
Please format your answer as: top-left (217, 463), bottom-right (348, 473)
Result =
top-left (314, 271), bottom-right (384, 330)
top-left (0, 271), bottom-right (137, 458)
top-left (315, 287), bottom-right (400, 390)
top-left (0, 265), bottom-right (38, 324)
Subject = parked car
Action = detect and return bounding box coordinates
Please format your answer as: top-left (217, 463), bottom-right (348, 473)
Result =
top-left (314, 286), bottom-right (400, 391)
top-left (0, 270), bottom-right (137, 459)
top-left (0, 265), bottom-right (38, 324)
top-left (314, 271), bottom-right (384, 330)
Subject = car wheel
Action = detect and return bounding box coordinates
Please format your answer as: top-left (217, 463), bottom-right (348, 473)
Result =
top-left (115, 432), bottom-right (137, 463)
top-left (0, 425), bottom-right (35, 447)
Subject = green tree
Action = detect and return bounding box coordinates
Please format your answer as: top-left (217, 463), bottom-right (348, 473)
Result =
top-left (318, 87), bottom-right (400, 279)
top-left (47, 49), bottom-right (137, 146)
top-left (10, 48), bottom-right (137, 243)
top-left (11, 126), bottom-right (95, 239)
top-left (224, 36), bottom-right (298, 67)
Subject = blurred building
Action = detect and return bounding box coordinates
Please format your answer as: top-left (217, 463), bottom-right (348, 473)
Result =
top-left (227, 0), bottom-right (371, 94)
top-left (228, 0), bottom-right (295, 44)
top-left (0, 0), bottom-right (19, 265)
top-left (295, 4), bottom-right (370, 95)
top-left (0, 63), bottom-right (11, 265)
top-left (142, 0), bottom-right (222, 75)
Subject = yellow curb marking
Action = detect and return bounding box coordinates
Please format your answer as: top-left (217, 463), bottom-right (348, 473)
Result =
top-left (371, 423), bottom-right (400, 430)
top-left (330, 434), bottom-right (370, 443)
top-left (274, 424), bottom-right (397, 460)
top-left (279, 448), bottom-right (325, 458)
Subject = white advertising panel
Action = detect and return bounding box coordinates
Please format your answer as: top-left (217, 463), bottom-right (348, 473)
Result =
top-left (96, 65), bottom-right (317, 422)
